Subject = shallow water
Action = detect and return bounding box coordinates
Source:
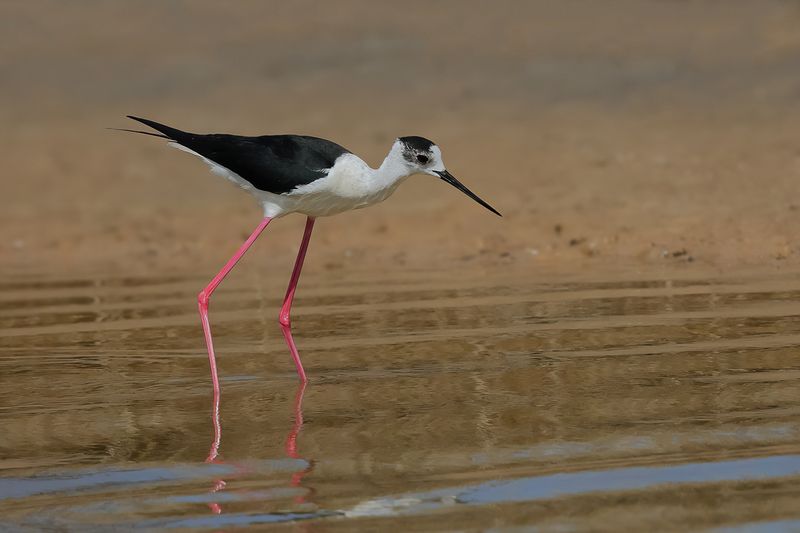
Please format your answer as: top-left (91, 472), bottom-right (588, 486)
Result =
top-left (2, 269), bottom-right (800, 530)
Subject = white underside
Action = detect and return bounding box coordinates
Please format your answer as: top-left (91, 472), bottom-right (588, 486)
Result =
top-left (171, 143), bottom-right (408, 219)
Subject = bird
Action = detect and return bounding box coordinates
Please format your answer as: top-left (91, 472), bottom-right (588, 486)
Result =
top-left (118, 115), bottom-right (501, 393)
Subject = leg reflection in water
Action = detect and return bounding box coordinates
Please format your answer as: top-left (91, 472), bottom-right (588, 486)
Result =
top-left (204, 381), bottom-right (313, 514)
top-left (205, 383), bottom-right (225, 515)
top-left (285, 382), bottom-right (315, 504)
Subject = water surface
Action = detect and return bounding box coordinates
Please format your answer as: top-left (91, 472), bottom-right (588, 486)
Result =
top-left (2, 270), bottom-right (800, 530)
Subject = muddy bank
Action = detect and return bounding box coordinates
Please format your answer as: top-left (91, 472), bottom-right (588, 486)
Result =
top-left (2, 1), bottom-right (800, 278)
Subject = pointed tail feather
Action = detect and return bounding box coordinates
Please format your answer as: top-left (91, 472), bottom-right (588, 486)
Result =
top-left (107, 127), bottom-right (170, 139)
top-left (125, 115), bottom-right (192, 142)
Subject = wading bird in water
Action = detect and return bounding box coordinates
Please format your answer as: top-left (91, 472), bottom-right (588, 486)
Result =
top-left (120, 116), bottom-right (501, 393)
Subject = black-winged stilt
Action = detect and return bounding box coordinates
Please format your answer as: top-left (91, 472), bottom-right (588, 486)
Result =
top-left (120, 116), bottom-right (500, 393)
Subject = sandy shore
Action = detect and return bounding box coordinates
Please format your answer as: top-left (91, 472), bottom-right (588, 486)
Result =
top-left (3, 1), bottom-right (800, 279)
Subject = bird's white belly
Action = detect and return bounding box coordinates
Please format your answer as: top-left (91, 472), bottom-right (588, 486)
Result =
top-left (272, 180), bottom-right (399, 218)
top-left (262, 154), bottom-right (404, 218)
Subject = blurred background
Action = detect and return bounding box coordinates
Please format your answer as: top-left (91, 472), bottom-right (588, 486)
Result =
top-left (0, 0), bottom-right (800, 270)
top-left (6, 3), bottom-right (800, 530)
top-left (3, 0), bottom-right (800, 277)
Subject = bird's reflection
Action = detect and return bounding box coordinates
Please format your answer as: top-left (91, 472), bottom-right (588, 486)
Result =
top-left (206, 385), bottom-right (222, 464)
top-left (204, 381), bottom-right (312, 514)
top-left (284, 382), bottom-right (314, 504)
top-left (204, 384), bottom-right (225, 515)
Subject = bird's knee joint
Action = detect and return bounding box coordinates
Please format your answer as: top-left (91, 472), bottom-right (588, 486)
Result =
top-left (198, 290), bottom-right (210, 308)
top-left (278, 312), bottom-right (291, 328)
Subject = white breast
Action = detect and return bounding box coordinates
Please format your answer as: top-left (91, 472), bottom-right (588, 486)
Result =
top-left (280, 154), bottom-right (407, 218)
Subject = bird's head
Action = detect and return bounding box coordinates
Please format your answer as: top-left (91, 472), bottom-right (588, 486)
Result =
top-left (396, 136), bottom-right (501, 217)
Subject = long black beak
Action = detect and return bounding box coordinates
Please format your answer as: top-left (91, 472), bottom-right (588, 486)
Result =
top-left (435, 170), bottom-right (502, 217)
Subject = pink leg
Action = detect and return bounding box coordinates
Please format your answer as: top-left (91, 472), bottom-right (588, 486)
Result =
top-left (279, 217), bottom-right (315, 382)
top-left (198, 217), bottom-right (273, 395)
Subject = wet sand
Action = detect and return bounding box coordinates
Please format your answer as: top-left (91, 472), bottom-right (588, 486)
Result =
top-left (3, 1), bottom-right (800, 275)
top-left (3, 0), bottom-right (800, 530)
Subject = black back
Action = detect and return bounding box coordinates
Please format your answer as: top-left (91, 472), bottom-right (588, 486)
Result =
top-left (127, 116), bottom-right (351, 194)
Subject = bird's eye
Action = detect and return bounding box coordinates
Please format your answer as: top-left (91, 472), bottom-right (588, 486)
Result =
top-left (416, 154), bottom-right (429, 164)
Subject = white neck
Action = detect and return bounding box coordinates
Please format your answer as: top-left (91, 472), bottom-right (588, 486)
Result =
top-left (317, 140), bottom-right (416, 204)
top-left (370, 141), bottom-right (414, 189)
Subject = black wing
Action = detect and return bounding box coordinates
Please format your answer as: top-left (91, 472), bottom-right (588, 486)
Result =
top-left (127, 116), bottom-right (351, 194)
